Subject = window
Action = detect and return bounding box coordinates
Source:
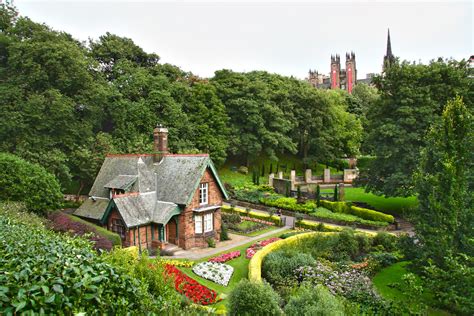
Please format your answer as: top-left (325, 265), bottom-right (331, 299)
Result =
top-left (195, 215), bottom-right (203, 234)
top-left (111, 219), bottom-right (126, 239)
top-left (204, 213), bottom-right (213, 233)
top-left (199, 183), bottom-right (208, 205)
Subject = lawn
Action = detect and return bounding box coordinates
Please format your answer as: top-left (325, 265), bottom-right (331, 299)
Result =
top-left (228, 220), bottom-right (279, 237)
top-left (373, 261), bottom-right (450, 316)
top-left (321, 187), bottom-right (418, 216)
top-left (178, 229), bottom-right (291, 311)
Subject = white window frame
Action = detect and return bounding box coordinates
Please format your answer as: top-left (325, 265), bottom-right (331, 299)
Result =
top-left (204, 213), bottom-right (213, 233)
top-left (199, 183), bottom-right (208, 205)
top-left (195, 215), bottom-right (203, 234)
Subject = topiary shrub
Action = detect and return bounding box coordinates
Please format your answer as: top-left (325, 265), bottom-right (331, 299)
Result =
top-left (0, 153), bottom-right (62, 213)
top-left (284, 284), bottom-right (345, 316)
top-left (227, 279), bottom-right (281, 316)
top-left (220, 223), bottom-right (230, 241)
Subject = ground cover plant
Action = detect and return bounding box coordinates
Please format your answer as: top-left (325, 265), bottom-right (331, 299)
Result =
top-left (0, 203), bottom-right (158, 314)
top-left (48, 211), bottom-right (121, 250)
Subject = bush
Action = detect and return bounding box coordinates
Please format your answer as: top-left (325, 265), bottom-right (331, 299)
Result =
top-left (284, 284), bottom-right (345, 316)
top-left (227, 279), bottom-right (281, 316)
top-left (372, 232), bottom-right (398, 252)
top-left (312, 207), bottom-right (389, 228)
top-left (0, 202), bottom-right (158, 314)
top-left (262, 251), bottom-right (315, 285)
top-left (260, 197), bottom-right (316, 213)
top-left (220, 223), bottom-right (230, 241)
top-left (0, 153), bottom-right (62, 213)
top-left (48, 212), bottom-right (121, 249)
top-left (206, 237), bottom-right (216, 248)
top-left (295, 220), bottom-right (342, 232)
top-left (222, 212), bottom-right (241, 224)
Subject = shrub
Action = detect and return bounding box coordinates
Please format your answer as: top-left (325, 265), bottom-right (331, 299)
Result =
top-left (260, 197), bottom-right (316, 213)
top-left (332, 229), bottom-right (360, 261)
top-left (48, 212), bottom-right (121, 249)
top-left (227, 279), bottom-right (281, 316)
top-left (0, 202), bottom-right (157, 314)
top-left (295, 219), bottom-right (342, 232)
top-left (220, 223), bottom-right (230, 241)
top-left (311, 207), bottom-right (389, 228)
top-left (372, 232), bottom-right (398, 252)
top-left (284, 284), bottom-right (345, 316)
top-left (262, 251), bottom-right (315, 285)
top-left (206, 237), bottom-right (216, 248)
top-left (0, 153), bottom-right (62, 213)
top-left (222, 212), bottom-right (241, 224)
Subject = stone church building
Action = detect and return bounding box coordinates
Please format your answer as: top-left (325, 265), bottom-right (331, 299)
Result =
top-left (74, 126), bottom-right (228, 251)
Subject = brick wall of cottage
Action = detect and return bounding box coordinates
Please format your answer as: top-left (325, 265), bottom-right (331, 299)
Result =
top-left (178, 168), bottom-right (223, 249)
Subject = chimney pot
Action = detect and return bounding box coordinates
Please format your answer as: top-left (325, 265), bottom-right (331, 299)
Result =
top-left (153, 124), bottom-right (169, 162)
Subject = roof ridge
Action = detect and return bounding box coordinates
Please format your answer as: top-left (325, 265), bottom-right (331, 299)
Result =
top-left (112, 192), bottom-right (140, 198)
top-left (163, 154), bottom-right (209, 157)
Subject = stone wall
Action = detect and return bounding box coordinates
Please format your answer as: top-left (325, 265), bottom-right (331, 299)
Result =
top-left (273, 178), bottom-right (292, 195)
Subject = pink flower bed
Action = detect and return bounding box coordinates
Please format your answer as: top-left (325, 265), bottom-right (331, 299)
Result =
top-left (245, 237), bottom-right (281, 259)
top-left (208, 251), bottom-right (241, 263)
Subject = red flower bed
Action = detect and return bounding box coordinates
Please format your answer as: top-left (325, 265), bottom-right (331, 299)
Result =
top-left (164, 264), bottom-right (219, 305)
top-left (208, 251), bottom-right (241, 263)
top-left (48, 212), bottom-right (113, 250)
top-left (245, 237), bottom-right (281, 259)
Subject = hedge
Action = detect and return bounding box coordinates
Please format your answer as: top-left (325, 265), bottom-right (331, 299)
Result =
top-left (222, 205), bottom-right (282, 226)
top-left (259, 197), bottom-right (315, 214)
top-left (320, 200), bottom-right (394, 223)
top-left (295, 220), bottom-right (343, 232)
top-left (248, 232), bottom-right (335, 283)
top-left (67, 214), bottom-right (122, 246)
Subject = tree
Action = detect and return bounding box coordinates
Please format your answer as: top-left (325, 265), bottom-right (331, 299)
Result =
top-left (365, 59), bottom-right (473, 196)
top-left (415, 96), bottom-right (473, 266)
top-left (316, 184), bottom-right (321, 207)
top-left (0, 153), bottom-right (62, 213)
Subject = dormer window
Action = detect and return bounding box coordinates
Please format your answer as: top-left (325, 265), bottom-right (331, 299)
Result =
top-left (199, 183), bottom-right (208, 205)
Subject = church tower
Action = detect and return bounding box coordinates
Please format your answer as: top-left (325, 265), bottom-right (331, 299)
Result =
top-left (345, 51), bottom-right (357, 94)
top-left (330, 54), bottom-right (341, 89)
top-left (383, 29), bottom-right (395, 72)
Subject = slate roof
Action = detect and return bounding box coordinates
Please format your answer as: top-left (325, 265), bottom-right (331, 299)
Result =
top-left (104, 175), bottom-right (137, 190)
top-left (74, 154), bottom-right (228, 228)
top-left (74, 198), bottom-right (110, 220)
top-left (154, 156), bottom-right (210, 205)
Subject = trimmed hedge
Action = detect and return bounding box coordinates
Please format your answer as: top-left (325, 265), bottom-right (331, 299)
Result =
top-left (67, 214), bottom-right (122, 246)
top-left (222, 205), bottom-right (282, 226)
top-left (295, 220), bottom-right (343, 232)
top-left (260, 197), bottom-right (315, 213)
top-left (320, 200), bottom-right (394, 223)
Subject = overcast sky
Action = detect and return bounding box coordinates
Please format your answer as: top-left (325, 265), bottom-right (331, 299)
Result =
top-left (16, 1), bottom-right (473, 79)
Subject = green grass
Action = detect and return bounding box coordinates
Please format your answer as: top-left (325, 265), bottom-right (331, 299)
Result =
top-left (373, 261), bottom-right (450, 316)
top-left (178, 229), bottom-right (291, 310)
top-left (344, 187), bottom-right (418, 215)
top-left (229, 222), bottom-right (279, 237)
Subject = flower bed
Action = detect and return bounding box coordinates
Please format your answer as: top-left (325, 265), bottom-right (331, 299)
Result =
top-left (164, 264), bottom-right (219, 305)
top-left (192, 262), bottom-right (234, 286)
top-left (160, 258), bottom-right (195, 267)
top-left (209, 251), bottom-right (241, 263)
top-left (246, 237), bottom-right (281, 259)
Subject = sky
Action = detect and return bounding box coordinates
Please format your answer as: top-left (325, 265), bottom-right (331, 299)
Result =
top-left (14, 0), bottom-right (473, 79)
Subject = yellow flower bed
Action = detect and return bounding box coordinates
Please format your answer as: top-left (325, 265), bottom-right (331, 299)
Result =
top-left (159, 259), bottom-right (195, 267)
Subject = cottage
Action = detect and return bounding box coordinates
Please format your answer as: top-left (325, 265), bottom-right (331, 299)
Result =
top-left (74, 126), bottom-right (228, 250)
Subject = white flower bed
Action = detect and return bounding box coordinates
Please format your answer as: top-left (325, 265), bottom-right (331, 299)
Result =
top-left (192, 262), bottom-right (234, 286)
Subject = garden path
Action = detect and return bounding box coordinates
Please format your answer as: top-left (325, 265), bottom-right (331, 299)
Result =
top-left (167, 226), bottom-right (291, 260)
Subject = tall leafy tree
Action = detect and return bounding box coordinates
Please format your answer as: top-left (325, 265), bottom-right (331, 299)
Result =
top-left (415, 96), bottom-right (473, 266)
top-left (365, 59), bottom-right (472, 196)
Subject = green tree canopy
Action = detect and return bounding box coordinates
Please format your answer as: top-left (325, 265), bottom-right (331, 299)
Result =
top-left (365, 59), bottom-right (472, 196)
top-left (0, 153), bottom-right (62, 213)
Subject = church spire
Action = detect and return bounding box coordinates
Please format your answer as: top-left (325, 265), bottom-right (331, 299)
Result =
top-left (383, 28), bottom-right (395, 71)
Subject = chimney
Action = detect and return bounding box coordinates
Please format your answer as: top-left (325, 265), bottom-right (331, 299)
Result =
top-left (153, 124), bottom-right (168, 162)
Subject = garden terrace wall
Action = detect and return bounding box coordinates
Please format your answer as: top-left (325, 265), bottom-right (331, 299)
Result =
top-left (228, 200), bottom-right (395, 231)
